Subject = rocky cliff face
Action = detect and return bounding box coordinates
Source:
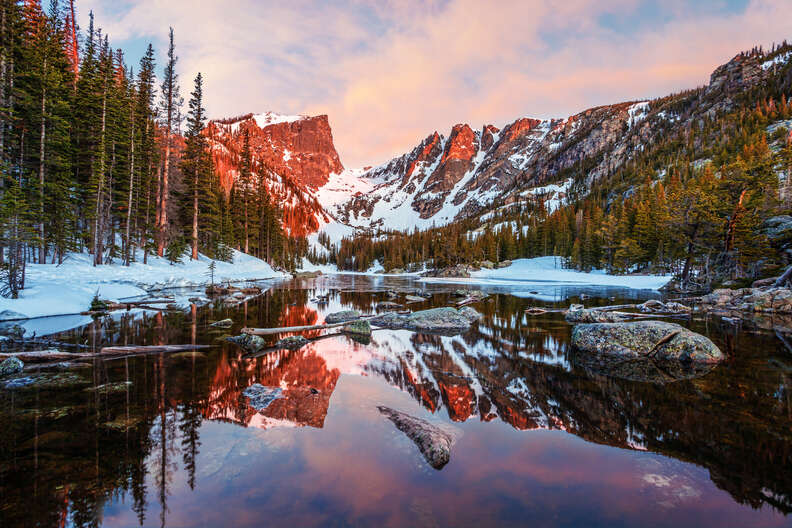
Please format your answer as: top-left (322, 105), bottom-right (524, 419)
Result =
top-left (205, 112), bottom-right (344, 237)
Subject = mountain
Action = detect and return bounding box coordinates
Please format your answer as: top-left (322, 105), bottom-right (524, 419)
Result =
top-left (205, 112), bottom-right (344, 238)
top-left (207, 46), bottom-right (792, 263)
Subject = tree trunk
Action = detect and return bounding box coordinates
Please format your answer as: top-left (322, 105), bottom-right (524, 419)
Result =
top-left (724, 189), bottom-right (747, 253)
top-left (38, 59), bottom-right (46, 264)
top-left (124, 114), bottom-right (135, 265)
top-left (191, 172), bottom-right (198, 260)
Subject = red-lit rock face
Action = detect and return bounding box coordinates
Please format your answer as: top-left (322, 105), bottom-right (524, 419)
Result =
top-left (205, 113), bottom-right (343, 238)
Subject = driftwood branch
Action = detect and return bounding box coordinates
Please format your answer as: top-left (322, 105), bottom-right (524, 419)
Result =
top-left (241, 315), bottom-right (378, 336)
top-left (774, 265), bottom-right (792, 288)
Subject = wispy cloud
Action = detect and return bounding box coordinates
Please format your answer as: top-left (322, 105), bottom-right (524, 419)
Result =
top-left (79, 0), bottom-right (792, 167)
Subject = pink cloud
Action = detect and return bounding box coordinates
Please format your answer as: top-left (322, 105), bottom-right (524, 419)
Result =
top-left (80, 0), bottom-right (792, 167)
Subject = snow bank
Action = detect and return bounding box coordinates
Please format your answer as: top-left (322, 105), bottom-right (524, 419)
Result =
top-left (422, 256), bottom-right (672, 290)
top-left (0, 249), bottom-right (288, 321)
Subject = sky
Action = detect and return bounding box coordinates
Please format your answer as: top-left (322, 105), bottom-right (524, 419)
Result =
top-left (78, 0), bottom-right (792, 168)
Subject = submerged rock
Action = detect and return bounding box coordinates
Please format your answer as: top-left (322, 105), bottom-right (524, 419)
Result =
top-left (0, 357), bottom-right (24, 377)
top-left (3, 372), bottom-right (89, 390)
top-left (210, 318), bottom-right (233, 328)
top-left (342, 320), bottom-right (372, 336)
top-left (377, 406), bottom-right (458, 470)
top-left (571, 321), bottom-right (723, 363)
top-left (376, 301), bottom-right (402, 310)
top-left (325, 310), bottom-right (361, 324)
top-left (84, 381), bottom-right (132, 393)
top-left (404, 295), bottom-right (426, 303)
top-left (242, 383), bottom-right (283, 411)
top-left (275, 335), bottom-right (310, 350)
top-left (226, 333), bottom-right (267, 353)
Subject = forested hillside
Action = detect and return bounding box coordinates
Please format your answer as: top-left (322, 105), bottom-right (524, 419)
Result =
top-left (0, 0), bottom-right (291, 298)
top-left (330, 45), bottom-right (792, 290)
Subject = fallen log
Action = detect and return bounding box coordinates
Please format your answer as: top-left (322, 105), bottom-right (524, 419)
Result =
top-left (100, 344), bottom-right (211, 355)
top-left (241, 315), bottom-right (378, 336)
top-left (0, 350), bottom-right (93, 362)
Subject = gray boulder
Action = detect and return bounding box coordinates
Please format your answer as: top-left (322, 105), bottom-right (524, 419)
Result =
top-left (342, 320), bottom-right (372, 336)
top-left (325, 310), bottom-right (361, 324)
top-left (377, 406), bottom-right (458, 470)
top-left (459, 306), bottom-right (483, 322)
top-left (404, 307), bottom-right (476, 334)
top-left (275, 335), bottom-right (310, 350)
top-left (370, 311), bottom-right (407, 329)
top-left (242, 383), bottom-right (283, 411)
top-left (0, 357), bottom-right (24, 377)
top-left (566, 306), bottom-right (629, 323)
top-left (226, 333), bottom-right (267, 353)
top-left (210, 318), bottom-right (233, 328)
top-left (571, 321), bottom-right (723, 363)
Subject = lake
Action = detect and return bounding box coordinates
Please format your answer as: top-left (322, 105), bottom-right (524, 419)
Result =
top-left (0, 275), bottom-right (789, 527)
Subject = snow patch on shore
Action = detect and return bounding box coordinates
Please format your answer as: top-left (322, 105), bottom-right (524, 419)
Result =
top-left (422, 256), bottom-right (672, 290)
top-left (0, 249), bottom-right (287, 322)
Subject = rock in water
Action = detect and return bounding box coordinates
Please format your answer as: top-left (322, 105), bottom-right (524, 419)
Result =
top-left (242, 383), bottom-right (283, 411)
top-left (324, 310), bottom-right (361, 324)
top-left (459, 306), bottom-right (483, 322)
top-left (377, 406), bottom-right (457, 470)
top-left (404, 295), bottom-right (426, 303)
top-left (342, 320), bottom-right (372, 336)
top-left (566, 306), bottom-right (629, 323)
top-left (0, 357), bottom-right (23, 377)
top-left (210, 318), bottom-right (233, 328)
top-left (405, 307), bottom-right (476, 334)
top-left (275, 335), bottom-right (310, 350)
top-left (226, 333), bottom-right (267, 353)
top-left (571, 321), bottom-right (723, 363)
top-left (370, 312), bottom-right (407, 329)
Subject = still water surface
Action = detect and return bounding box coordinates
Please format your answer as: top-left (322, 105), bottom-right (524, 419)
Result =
top-left (0, 275), bottom-right (790, 527)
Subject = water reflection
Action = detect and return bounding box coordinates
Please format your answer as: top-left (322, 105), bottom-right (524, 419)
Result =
top-left (0, 276), bottom-right (790, 527)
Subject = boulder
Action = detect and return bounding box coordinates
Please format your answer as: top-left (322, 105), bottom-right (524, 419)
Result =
top-left (459, 306), bottom-right (483, 322)
top-left (294, 270), bottom-right (321, 278)
top-left (377, 406), bottom-right (458, 470)
top-left (226, 333), bottom-right (267, 353)
top-left (325, 310), bottom-right (361, 324)
top-left (376, 301), bottom-right (402, 310)
top-left (405, 307), bottom-right (476, 334)
top-left (370, 312), bottom-right (407, 329)
top-left (404, 295), bottom-right (426, 303)
top-left (275, 335), bottom-right (310, 350)
top-left (763, 215), bottom-right (792, 241)
top-left (479, 260), bottom-right (495, 270)
top-left (209, 318), bottom-right (233, 328)
top-left (496, 260), bottom-right (512, 269)
top-left (242, 383), bottom-right (283, 411)
top-left (565, 306), bottom-right (629, 323)
top-left (571, 321), bottom-right (724, 363)
top-left (342, 320), bottom-right (372, 336)
top-left (0, 323), bottom-right (25, 339)
top-left (0, 357), bottom-right (24, 377)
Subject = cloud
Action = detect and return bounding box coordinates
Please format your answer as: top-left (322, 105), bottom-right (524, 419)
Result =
top-left (78, 0), bottom-right (792, 167)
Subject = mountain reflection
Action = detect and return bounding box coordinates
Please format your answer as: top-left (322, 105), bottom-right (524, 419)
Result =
top-left (0, 282), bottom-right (790, 527)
